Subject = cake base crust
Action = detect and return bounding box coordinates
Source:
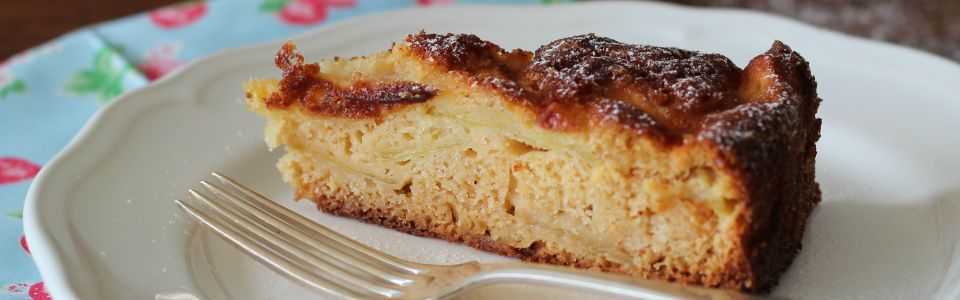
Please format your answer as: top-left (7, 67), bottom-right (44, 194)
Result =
top-left (310, 185), bottom-right (816, 292)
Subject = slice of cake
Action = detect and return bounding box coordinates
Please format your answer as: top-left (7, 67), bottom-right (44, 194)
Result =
top-left (244, 32), bottom-right (821, 292)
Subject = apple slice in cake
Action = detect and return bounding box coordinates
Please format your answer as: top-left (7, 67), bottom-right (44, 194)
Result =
top-left (243, 32), bottom-right (821, 292)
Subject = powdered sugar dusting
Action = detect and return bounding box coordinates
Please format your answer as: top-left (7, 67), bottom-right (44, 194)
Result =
top-left (527, 34), bottom-right (741, 115)
top-left (404, 31), bottom-right (507, 74)
top-left (698, 101), bottom-right (791, 147)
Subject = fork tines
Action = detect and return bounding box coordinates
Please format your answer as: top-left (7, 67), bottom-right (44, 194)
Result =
top-left (174, 172), bottom-right (428, 299)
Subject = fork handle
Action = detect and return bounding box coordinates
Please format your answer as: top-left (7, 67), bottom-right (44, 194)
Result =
top-left (451, 263), bottom-right (778, 300)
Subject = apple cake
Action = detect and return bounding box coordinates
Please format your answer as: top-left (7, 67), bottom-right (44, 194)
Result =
top-left (243, 32), bottom-right (821, 292)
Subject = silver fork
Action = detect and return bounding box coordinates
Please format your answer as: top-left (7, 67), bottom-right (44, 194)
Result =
top-left (174, 172), bottom-right (768, 300)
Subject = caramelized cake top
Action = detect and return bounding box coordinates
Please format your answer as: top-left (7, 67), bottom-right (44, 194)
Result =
top-left (406, 33), bottom-right (744, 134)
top-left (263, 31), bottom-right (818, 147)
top-left (265, 43), bottom-right (438, 118)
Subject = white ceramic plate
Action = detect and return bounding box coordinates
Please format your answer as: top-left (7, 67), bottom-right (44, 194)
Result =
top-left (24, 2), bottom-right (960, 299)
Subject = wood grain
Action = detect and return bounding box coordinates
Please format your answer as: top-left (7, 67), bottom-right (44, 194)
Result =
top-left (0, 0), bottom-right (181, 59)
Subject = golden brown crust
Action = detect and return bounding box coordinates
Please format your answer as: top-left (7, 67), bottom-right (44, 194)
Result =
top-left (267, 42), bottom-right (438, 118)
top-left (266, 33), bottom-right (814, 149)
top-left (698, 41), bottom-right (822, 291)
top-left (403, 32), bottom-right (748, 143)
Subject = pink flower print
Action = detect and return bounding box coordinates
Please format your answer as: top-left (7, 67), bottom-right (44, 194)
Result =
top-left (149, 1), bottom-right (208, 29)
top-left (3, 282), bottom-right (49, 300)
top-left (138, 44), bottom-right (184, 81)
top-left (260, 0), bottom-right (356, 26)
top-left (29, 282), bottom-right (50, 300)
top-left (417, 0), bottom-right (454, 6)
top-left (5, 283), bottom-right (28, 295)
top-left (21, 234), bottom-right (30, 254)
top-left (0, 157), bottom-right (41, 185)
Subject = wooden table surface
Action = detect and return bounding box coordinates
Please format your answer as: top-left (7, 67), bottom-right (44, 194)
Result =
top-left (0, 0), bottom-right (181, 59)
top-left (2, 0), bottom-right (958, 62)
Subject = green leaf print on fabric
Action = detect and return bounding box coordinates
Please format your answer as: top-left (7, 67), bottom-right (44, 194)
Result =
top-left (259, 0), bottom-right (290, 12)
top-left (7, 208), bottom-right (22, 219)
top-left (0, 79), bottom-right (27, 99)
top-left (63, 48), bottom-right (134, 103)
